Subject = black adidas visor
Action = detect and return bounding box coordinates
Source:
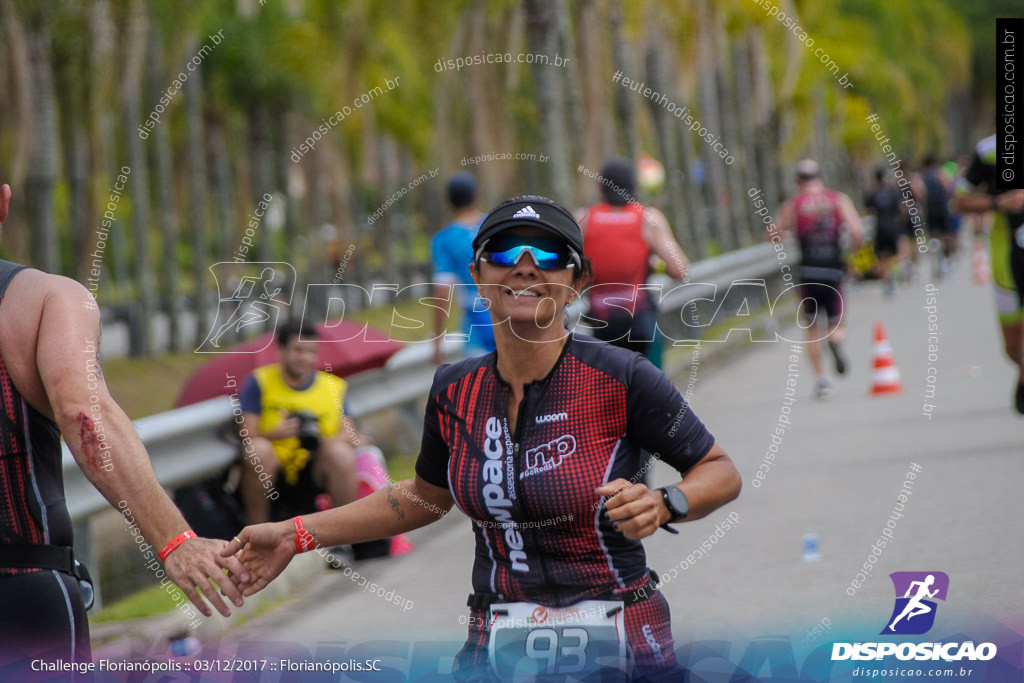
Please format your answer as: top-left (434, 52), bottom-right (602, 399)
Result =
top-left (472, 196), bottom-right (585, 262)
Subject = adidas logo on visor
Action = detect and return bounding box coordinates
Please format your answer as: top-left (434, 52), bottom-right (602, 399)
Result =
top-left (512, 205), bottom-right (541, 220)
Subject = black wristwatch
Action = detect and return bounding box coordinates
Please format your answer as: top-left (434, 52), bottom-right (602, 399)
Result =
top-left (658, 486), bottom-right (689, 534)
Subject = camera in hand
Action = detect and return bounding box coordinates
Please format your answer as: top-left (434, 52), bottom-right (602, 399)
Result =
top-left (291, 411), bottom-right (321, 452)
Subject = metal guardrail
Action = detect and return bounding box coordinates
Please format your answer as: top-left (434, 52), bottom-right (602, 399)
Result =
top-left (63, 239), bottom-right (794, 606)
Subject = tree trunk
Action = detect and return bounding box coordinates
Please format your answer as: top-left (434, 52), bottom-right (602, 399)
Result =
top-left (464, 2), bottom-right (502, 203)
top-left (23, 12), bottom-right (60, 273)
top-left (575, 0), bottom-right (607, 199)
top-left (749, 28), bottom-right (781, 209)
top-left (64, 124), bottom-right (90, 281)
top-left (696, 0), bottom-right (731, 252)
top-left (609, 0), bottom-right (638, 159)
top-left (718, 24), bottom-right (748, 247)
top-left (677, 105), bottom-right (706, 260)
top-left (185, 35), bottom-right (210, 348)
top-left (643, 31), bottom-right (689, 251)
top-left (86, 0), bottom-right (119, 297)
top-left (147, 25), bottom-right (181, 352)
top-left (152, 91), bottom-right (180, 352)
top-left (374, 135), bottom-right (396, 285)
top-left (733, 37), bottom-right (759, 244)
top-left (0, 0), bottom-right (34, 263)
top-left (558, 0), bottom-right (586, 205)
top-left (525, 0), bottom-right (572, 203)
top-left (248, 104), bottom-right (274, 264)
top-left (122, 0), bottom-right (153, 356)
top-left (208, 115), bottom-right (235, 264)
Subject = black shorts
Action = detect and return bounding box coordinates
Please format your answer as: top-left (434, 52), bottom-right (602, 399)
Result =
top-left (0, 569), bottom-right (91, 667)
top-left (874, 232), bottom-right (900, 258)
top-left (929, 213), bottom-right (951, 235)
top-left (798, 279), bottom-right (844, 325)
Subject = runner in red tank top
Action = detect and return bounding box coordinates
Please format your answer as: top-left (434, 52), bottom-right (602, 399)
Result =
top-left (776, 161), bottom-right (864, 399)
top-left (576, 158), bottom-right (690, 361)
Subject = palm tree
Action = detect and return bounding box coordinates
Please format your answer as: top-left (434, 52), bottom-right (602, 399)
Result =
top-left (21, 3), bottom-right (60, 272)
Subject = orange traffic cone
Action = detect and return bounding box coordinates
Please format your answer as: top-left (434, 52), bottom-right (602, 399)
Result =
top-left (973, 243), bottom-right (990, 285)
top-left (870, 323), bottom-right (902, 395)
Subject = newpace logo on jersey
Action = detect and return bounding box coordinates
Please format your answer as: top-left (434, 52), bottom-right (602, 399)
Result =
top-left (832, 571), bottom-right (997, 663)
top-left (482, 416), bottom-right (528, 573)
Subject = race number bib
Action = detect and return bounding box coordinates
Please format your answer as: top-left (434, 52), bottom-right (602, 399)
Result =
top-left (487, 600), bottom-right (630, 679)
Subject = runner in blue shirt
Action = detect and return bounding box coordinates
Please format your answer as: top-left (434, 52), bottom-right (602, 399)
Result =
top-left (432, 173), bottom-right (496, 363)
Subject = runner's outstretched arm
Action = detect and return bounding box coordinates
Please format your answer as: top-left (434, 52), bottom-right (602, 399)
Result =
top-left (17, 273), bottom-right (249, 617)
top-left (223, 476), bottom-right (453, 596)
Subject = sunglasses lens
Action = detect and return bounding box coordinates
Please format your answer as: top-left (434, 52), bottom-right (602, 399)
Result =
top-left (482, 237), bottom-right (575, 270)
top-left (485, 245), bottom-right (562, 269)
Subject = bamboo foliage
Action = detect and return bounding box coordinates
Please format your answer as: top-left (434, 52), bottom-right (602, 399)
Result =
top-left (0, 0), bottom-right (977, 356)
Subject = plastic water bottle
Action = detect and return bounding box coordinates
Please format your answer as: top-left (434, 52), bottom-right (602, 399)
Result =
top-left (802, 533), bottom-right (822, 562)
top-left (170, 635), bottom-right (201, 657)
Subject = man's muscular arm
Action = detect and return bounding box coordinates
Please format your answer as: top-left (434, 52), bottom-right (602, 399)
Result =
top-left (26, 275), bottom-right (248, 617)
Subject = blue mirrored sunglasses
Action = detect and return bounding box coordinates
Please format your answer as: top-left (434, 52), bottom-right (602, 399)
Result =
top-left (477, 237), bottom-right (580, 270)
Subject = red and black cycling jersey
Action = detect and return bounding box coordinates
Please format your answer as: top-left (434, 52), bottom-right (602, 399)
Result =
top-left (415, 335), bottom-right (715, 608)
top-left (0, 260), bottom-right (69, 576)
top-left (794, 189), bottom-right (846, 274)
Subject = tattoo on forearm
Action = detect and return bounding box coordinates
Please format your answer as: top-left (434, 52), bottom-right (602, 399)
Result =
top-left (386, 484), bottom-right (406, 521)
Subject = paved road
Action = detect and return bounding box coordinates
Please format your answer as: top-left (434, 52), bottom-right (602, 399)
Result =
top-left (218, 256), bottom-right (1022, 676)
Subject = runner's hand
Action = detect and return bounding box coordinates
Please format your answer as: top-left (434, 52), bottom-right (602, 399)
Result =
top-left (266, 416), bottom-right (301, 440)
top-left (995, 190), bottom-right (1024, 214)
top-left (221, 521), bottom-right (296, 597)
top-left (163, 536), bottom-right (249, 617)
top-left (595, 479), bottom-right (665, 541)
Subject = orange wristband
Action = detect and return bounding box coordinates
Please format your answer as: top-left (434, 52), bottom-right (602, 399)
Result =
top-left (293, 516), bottom-right (315, 553)
top-left (158, 530), bottom-right (196, 562)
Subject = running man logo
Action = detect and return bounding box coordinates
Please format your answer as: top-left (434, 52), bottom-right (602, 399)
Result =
top-left (196, 263), bottom-right (296, 353)
top-left (881, 571), bottom-right (949, 635)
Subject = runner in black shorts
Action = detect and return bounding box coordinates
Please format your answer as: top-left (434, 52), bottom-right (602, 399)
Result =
top-left (778, 161), bottom-right (864, 399)
top-left (0, 184), bottom-right (248, 668)
top-left (225, 196), bottom-right (742, 681)
top-left (865, 166), bottom-right (904, 296)
top-left (922, 154), bottom-right (955, 278)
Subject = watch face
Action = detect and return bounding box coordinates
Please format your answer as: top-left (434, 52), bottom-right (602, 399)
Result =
top-left (663, 487), bottom-right (689, 521)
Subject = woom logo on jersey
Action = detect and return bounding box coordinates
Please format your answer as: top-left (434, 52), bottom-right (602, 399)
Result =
top-left (832, 571), bottom-right (997, 662)
top-left (520, 435), bottom-right (576, 480)
top-left (534, 412), bottom-right (568, 424)
top-left (483, 416), bottom-right (529, 573)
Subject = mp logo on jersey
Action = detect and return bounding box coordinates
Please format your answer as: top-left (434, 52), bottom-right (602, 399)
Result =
top-left (882, 571), bottom-right (949, 635)
top-left (520, 435), bottom-right (576, 480)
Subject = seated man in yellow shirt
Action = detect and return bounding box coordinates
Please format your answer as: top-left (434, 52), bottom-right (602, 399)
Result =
top-left (238, 320), bottom-right (358, 524)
